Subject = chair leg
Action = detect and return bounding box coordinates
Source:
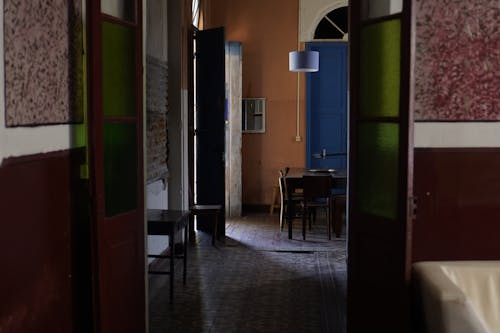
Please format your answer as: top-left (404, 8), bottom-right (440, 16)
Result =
top-left (333, 196), bottom-right (346, 238)
top-left (332, 199), bottom-right (338, 237)
top-left (212, 213), bottom-right (218, 246)
top-left (328, 201), bottom-right (332, 240)
top-left (279, 198), bottom-right (284, 230)
top-left (269, 186), bottom-right (279, 215)
top-left (302, 206), bottom-right (307, 240)
top-left (308, 210), bottom-right (311, 230)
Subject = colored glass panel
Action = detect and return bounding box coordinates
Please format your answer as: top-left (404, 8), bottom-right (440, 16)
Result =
top-left (101, 0), bottom-right (135, 22)
top-left (102, 21), bottom-right (136, 117)
top-left (103, 122), bottom-right (137, 217)
top-left (356, 122), bottom-right (399, 219)
top-left (360, 19), bottom-right (401, 118)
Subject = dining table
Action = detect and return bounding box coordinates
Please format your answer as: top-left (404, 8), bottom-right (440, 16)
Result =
top-left (285, 168), bottom-right (347, 239)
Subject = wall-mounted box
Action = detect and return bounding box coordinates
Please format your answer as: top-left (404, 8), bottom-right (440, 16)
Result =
top-left (242, 98), bottom-right (265, 133)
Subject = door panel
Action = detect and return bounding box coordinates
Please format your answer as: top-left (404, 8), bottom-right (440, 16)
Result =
top-left (356, 122), bottom-right (399, 218)
top-left (88, 1), bottom-right (145, 331)
top-left (311, 111), bottom-right (344, 169)
top-left (102, 22), bottom-right (137, 117)
top-left (103, 122), bottom-right (137, 216)
top-left (347, 1), bottom-right (413, 332)
top-left (195, 27), bottom-right (226, 237)
top-left (360, 19), bottom-right (401, 118)
top-left (306, 43), bottom-right (347, 170)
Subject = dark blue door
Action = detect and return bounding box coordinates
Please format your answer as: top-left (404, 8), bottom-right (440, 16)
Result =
top-left (196, 27), bottom-right (225, 237)
top-left (306, 43), bottom-right (348, 170)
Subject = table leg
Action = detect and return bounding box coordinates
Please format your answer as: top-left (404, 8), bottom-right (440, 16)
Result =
top-left (189, 214), bottom-right (195, 244)
top-left (287, 187), bottom-right (293, 239)
top-left (183, 224), bottom-right (188, 285)
top-left (328, 200), bottom-right (332, 240)
top-left (170, 231), bottom-right (175, 303)
top-left (213, 213), bottom-right (218, 246)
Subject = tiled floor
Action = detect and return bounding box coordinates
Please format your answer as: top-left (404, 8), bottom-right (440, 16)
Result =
top-left (149, 213), bottom-right (347, 333)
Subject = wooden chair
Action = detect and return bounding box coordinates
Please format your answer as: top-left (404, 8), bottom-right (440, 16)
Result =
top-left (331, 177), bottom-right (347, 238)
top-left (302, 175), bottom-right (333, 240)
top-left (269, 185), bottom-right (280, 215)
top-left (190, 204), bottom-right (222, 246)
top-left (278, 169), bottom-right (303, 231)
top-left (333, 195), bottom-right (346, 237)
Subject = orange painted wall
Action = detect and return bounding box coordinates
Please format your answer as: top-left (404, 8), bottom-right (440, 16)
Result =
top-left (206, 0), bottom-right (307, 206)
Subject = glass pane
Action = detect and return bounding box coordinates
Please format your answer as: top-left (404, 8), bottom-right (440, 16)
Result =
top-left (101, 0), bottom-right (135, 22)
top-left (356, 123), bottom-right (399, 219)
top-left (361, 0), bottom-right (402, 20)
top-left (102, 21), bottom-right (136, 117)
top-left (360, 19), bottom-right (400, 118)
top-left (104, 122), bottom-right (137, 216)
top-left (314, 7), bottom-right (348, 40)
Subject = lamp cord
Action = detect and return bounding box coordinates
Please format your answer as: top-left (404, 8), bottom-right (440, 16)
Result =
top-left (295, 4), bottom-right (301, 142)
top-left (296, 72), bottom-right (300, 141)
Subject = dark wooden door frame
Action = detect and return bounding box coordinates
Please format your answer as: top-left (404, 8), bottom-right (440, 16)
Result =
top-left (87, 1), bottom-right (145, 331)
top-left (347, 0), bottom-right (414, 331)
top-left (188, 25), bottom-right (196, 239)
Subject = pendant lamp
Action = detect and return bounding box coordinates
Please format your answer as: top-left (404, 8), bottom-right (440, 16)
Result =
top-left (289, 50), bottom-right (319, 72)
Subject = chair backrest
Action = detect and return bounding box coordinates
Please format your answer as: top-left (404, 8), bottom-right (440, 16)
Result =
top-left (332, 177), bottom-right (347, 195)
top-left (302, 175), bottom-right (332, 200)
top-left (278, 170), bottom-right (286, 197)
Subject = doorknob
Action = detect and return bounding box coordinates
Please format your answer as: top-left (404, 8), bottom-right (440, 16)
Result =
top-left (312, 148), bottom-right (328, 159)
top-left (312, 150), bottom-right (346, 159)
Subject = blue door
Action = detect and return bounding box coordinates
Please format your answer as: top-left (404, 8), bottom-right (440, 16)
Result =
top-left (306, 43), bottom-right (348, 170)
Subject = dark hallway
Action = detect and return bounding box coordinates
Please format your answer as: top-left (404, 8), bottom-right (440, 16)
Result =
top-left (148, 213), bottom-right (347, 333)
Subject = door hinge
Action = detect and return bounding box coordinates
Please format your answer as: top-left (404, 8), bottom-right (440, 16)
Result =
top-left (409, 196), bottom-right (418, 220)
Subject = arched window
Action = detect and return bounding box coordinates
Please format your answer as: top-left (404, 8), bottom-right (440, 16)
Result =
top-left (314, 6), bottom-right (348, 40)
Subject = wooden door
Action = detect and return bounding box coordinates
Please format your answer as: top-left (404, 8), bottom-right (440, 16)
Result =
top-left (195, 27), bottom-right (226, 237)
top-left (88, 1), bottom-right (145, 332)
top-left (188, 25), bottom-right (195, 236)
top-left (347, 1), bottom-right (413, 332)
top-left (306, 42), bottom-right (348, 170)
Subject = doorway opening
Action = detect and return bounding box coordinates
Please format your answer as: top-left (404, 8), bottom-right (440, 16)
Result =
top-left (306, 5), bottom-right (349, 239)
top-left (191, 24), bottom-right (227, 238)
top-left (190, 0), bottom-right (242, 238)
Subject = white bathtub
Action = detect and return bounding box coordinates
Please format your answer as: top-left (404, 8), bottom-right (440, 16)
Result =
top-left (413, 261), bottom-right (500, 333)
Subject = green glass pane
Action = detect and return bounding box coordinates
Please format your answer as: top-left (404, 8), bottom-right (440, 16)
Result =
top-left (356, 123), bottom-right (399, 219)
top-left (104, 122), bottom-right (137, 216)
top-left (102, 22), bottom-right (136, 117)
top-left (75, 50), bottom-right (89, 178)
top-left (360, 19), bottom-right (400, 118)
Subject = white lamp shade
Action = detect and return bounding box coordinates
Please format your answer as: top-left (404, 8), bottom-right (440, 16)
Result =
top-left (289, 51), bottom-right (319, 72)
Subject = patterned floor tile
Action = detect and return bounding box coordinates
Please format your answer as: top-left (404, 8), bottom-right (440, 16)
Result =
top-left (149, 213), bottom-right (346, 333)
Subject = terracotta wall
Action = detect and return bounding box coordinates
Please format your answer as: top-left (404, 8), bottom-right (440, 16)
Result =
top-left (206, 0), bottom-right (306, 206)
